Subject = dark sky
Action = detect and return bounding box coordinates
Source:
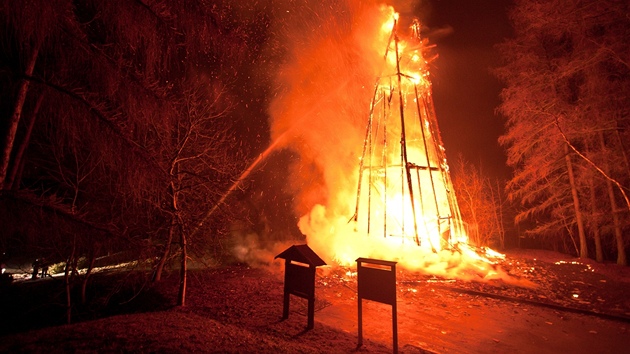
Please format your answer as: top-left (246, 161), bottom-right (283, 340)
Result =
top-left (424, 0), bottom-right (513, 180)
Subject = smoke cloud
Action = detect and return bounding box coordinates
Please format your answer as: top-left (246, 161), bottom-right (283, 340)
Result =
top-left (264, 1), bottom-right (435, 264)
top-left (231, 0), bottom-right (532, 287)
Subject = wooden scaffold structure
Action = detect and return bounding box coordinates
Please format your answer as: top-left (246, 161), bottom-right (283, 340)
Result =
top-left (351, 16), bottom-right (467, 252)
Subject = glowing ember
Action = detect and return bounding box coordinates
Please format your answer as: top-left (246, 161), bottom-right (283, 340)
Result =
top-left (554, 260), bottom-right (594, 272)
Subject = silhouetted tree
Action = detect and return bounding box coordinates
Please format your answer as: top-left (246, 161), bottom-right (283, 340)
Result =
top-left (1, 0), bottom-right (263, 308)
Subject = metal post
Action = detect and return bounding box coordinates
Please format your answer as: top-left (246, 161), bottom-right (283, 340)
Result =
top-left (307, 266), bottom-right (315, 329)
top-left (357, 297), bottom-right (363, 347)
top-left (282, 260), bottom-right (290, 320)
top-left (392, 297), bottom-right (398, 353)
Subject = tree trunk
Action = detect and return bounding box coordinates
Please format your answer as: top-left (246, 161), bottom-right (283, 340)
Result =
top-left (64, 260), bottom-right (72, 325)
top-left (170, 160), bottom-right (188, 306)
top-left (557, 119), bottom-right (630, 231)
top-left (65, 237), bottom-right (76, 325)
top-left (606, 178), bottom-right (627, 265)
top-left (12, 152), bottom-right (27, 191)
top-left (614, 130), bottom-right (630, 181)
top-left (588, 177), bottom-right (604, 262)
top-left (599, 132), bottom-right (627, 266)
top-left (153, 216), bottom-right (175, 282)
top-left (81, 250), bottom-right (97, 305)
top-left (0, 43), bottom-right (39, 189)
top-left (495, 180), bottom-right (505, 250)
top-left (177, 228), bottom-right (187, 306)
top-left (565, 145), bottom-right (588, 258)
top-left (461, 187), bottom-right (479, 245)
top-left (560, 212), bottom-right (579, 256)
top-left (6, 93), bottom-right (43, 190)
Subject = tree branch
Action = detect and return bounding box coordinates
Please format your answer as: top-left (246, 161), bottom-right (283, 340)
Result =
top-left (24, 74), bottom-right (168, 178)
top-left (554, 116), bottom-right (630, 213)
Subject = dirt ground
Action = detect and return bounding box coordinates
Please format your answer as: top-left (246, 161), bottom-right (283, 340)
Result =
top-left (0, 249), bottom-right (629, 353)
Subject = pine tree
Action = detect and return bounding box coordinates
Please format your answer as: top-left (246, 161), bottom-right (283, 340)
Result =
top-left (496, 0), bottom-right (629, 262)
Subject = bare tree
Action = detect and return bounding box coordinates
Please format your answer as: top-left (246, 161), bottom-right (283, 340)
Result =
top-left (150, 81), bottom-right (242, 306)
top-left (451, 155), bottom-right (507, 249)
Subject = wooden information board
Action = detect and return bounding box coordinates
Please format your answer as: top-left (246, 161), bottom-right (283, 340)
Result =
top-left (356, 257), bottom-right (398, 353)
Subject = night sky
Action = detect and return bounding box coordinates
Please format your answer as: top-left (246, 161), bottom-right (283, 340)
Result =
top-left (424, 0), bottom-right (513, 180)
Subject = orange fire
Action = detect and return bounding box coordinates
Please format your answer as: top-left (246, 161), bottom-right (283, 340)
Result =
top-left (269, 5), bottom-right (510, 283)
top-left (349, 10), bottom-right (469, 252)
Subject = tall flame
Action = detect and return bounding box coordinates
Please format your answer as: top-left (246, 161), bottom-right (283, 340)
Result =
top-left (269, 4), bottom-right (510, 282)
top-left (352, 11), bottom-right (460, 249)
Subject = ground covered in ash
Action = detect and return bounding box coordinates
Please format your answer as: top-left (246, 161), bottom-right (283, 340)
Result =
top-left (0, 249), bottom-right (629, 353)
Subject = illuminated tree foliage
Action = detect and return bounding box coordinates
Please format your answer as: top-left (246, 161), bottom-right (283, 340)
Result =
top-left (451, 155), bottom-right (507, 250)
top-left (497, 0), bottom-right (629, 264)
top-left (0, 0), bottom-right (266, 309)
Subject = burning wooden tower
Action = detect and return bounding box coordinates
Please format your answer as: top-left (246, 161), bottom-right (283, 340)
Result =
top-left (351, 15), bottom-right (467, 252)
